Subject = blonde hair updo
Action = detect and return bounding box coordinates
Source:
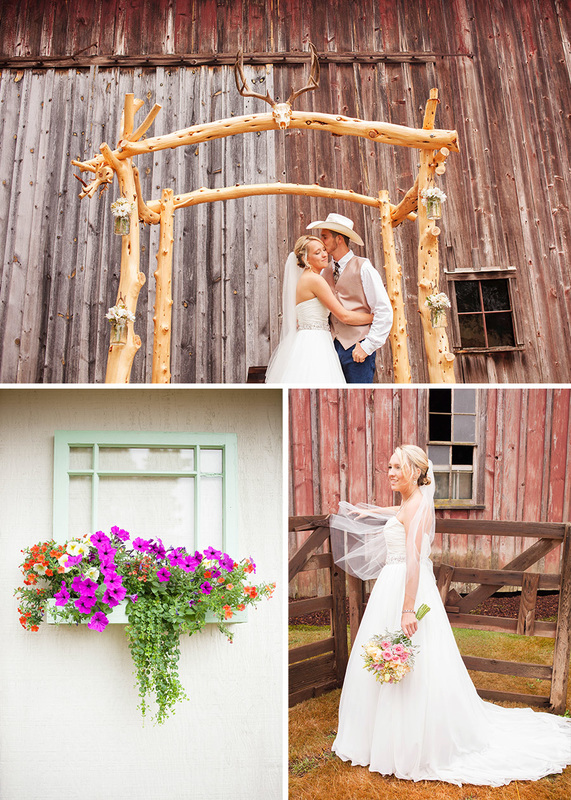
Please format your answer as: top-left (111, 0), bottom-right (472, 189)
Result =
top-left (394, 445), bottom-right (431, 487)
top-left (293, 235), bottom-right (323, 269)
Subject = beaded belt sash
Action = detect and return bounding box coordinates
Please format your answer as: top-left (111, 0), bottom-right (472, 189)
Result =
top-left (297, 321), bottom-right (330, 331)
top-left (385, 555), bottom-right (432, 566)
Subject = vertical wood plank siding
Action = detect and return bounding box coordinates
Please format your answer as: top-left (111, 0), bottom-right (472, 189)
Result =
top-left (288, 388), bottom-right (571, 595)
top-left (0, 0), bottom-right (570, 382)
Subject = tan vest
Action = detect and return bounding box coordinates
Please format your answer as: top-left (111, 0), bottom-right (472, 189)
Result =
top-left (323, 255), bottom-right (371, 349)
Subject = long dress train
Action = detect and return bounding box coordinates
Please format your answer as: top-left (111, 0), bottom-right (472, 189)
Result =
top-left (332, 516), bottom-right (571, 786)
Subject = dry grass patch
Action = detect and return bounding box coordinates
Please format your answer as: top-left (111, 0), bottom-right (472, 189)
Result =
top-left (289, 626), bottom-right (571, 799)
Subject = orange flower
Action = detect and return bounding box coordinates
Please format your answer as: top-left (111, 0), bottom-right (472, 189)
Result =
top-left (217, 576), bottom-right (225, 584)
top-left (244, 586), bottom-right (258, 599)
top-left (31, 625), bottom-right (39, 632)
top-left (223, 605), bottom-right (233, 620)
top-left (226, 583), bottom-right (234, 590)
top-left (237, 604), bottom-right (245, 611)
top-left (204, 570), bottom-right (212, 579)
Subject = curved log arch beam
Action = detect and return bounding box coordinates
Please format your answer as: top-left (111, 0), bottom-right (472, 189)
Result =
top-left (73, 110), bottom-right (458, 175)
top-left (100, 141), bottom-right (146, 383)
top-left (145, 181), bottom-right (387, 213)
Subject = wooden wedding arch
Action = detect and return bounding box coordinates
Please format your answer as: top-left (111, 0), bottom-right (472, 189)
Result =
top-left (72, 45), bottom-right (460, 383)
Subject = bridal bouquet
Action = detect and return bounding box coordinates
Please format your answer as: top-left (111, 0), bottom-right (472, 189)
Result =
top-left (362, 603), bottom-right (430, 684)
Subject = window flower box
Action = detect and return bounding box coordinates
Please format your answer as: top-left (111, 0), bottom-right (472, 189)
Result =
top-left (44, 598), bottom-right (248, 625)
top-left (16, 528), bottom-right (274, 723)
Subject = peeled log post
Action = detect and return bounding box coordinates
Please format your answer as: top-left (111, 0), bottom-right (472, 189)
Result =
top-left (152, 188), bottom-right (175, 384)
top-left (102, 141), bottom-right (146, 383)
top-left (417, 90), bottom-right (455, 383)
top-left (379, 190), bottom-right (411, 383)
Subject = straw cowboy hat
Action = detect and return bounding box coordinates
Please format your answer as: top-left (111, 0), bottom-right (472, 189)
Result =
top-left (306, 212), bottom-right (364, 247)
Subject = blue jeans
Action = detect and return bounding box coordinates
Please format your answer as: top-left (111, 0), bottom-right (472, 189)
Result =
top-left (334, 339), bottom-right (376, 384)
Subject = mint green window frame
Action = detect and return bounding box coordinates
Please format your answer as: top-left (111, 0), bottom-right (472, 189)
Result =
top-left (53, 431), bottom-right (238, 553)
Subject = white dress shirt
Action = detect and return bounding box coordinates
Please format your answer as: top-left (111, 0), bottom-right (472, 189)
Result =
top-left (330, 250), bottom-right (393, 355)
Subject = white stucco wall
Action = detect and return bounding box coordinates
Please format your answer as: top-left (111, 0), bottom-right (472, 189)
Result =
top-left (0, 388), bottom-right (284, 800)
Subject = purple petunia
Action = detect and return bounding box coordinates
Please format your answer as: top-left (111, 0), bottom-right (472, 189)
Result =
top-left (75, 595), bottom-right (97, 614)
top-left (200, 581), bottom-right (213, 595)
top-left (54, 581), bottom-right (70, 607)
top-left (167, 548), bottom-right (187, 568)
top-left (132, 537), bottom-right (151, 552)
top-left (204, 546), bottom-right (222, 561)
top-left (149, 539), bottom-right (166, 560)
top-left (65, 554), bottom-right (84, 567)
top-left (103, 586), bottom-right (126, 607)
top-left (90, 531), bottom-right (110, 547)
top-left (128, 594), bottom-right (138, 603)
top-left (96, 540), bottom-right (116, 558)
top-left (87, 611), bottom-right (109, 632)
top-left (104, 572), bottom-right (123, 590)
top-left (71, 576), bottom-right (97, 596)
top-left (181, 555), bottom-right (201, 573)
top-left (219, 553), bottom-right (235, 572)
top-left (157, 567), bottom-right (171, 583)
top-left (110, 525), bottom-right (130, 542)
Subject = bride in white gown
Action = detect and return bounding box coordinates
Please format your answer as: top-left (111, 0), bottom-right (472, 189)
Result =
top-left (330, 445), bottom-right (571, 786)
top-left (265, 236), bottom-right (373, 385)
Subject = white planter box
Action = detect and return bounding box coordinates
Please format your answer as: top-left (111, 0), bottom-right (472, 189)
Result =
top-left (45, 598), bottom-right (248, 625)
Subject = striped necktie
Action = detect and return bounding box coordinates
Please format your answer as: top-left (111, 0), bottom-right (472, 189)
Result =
top-left (333, 261), bottom-right (341, 284)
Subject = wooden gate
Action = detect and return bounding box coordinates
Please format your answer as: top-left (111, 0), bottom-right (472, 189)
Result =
top-left (289, 516), bottom-right (571, 713)
top-left (288, 515), bottom-right (348, 707)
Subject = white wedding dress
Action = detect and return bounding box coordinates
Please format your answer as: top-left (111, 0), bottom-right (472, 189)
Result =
top-left (332, 516), bottom-right (571, 786)
top-left (265, 297), bottom-right (346, 385)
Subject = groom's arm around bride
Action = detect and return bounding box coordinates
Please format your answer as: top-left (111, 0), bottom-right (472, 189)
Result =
top-left (307, 213), bottom-right (393, 384)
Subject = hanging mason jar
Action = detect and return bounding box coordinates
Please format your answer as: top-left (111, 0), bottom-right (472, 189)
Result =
top-left (114, 215), bottom-right (130, 236)
top-left (430, 308), bottom-right (447, 328)
top-left (426, 197), bottom-right (442, 219)
top-left (111, 321), bottom-right (127, 344)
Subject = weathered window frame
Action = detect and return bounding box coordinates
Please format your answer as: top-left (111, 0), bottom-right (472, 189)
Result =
top-left (53, 430), bottom-right (238, 553)
top-left (424, 388), bottom-right (486, 510)
top-left (444, 267), bottom-right (524, 354)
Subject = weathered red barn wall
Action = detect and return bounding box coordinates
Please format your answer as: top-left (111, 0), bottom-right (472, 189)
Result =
top-left (289, 387), bottom-right (571, 596)
top-left (0, 0), bottom-right (570, 382)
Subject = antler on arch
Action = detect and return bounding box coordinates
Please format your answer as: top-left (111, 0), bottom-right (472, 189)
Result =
top-left (234, 50), bottom-right (276, 106)
top-left (234, 43), bottom-right (320, 109)
top-left (286, 42), bottom-right (320, 106)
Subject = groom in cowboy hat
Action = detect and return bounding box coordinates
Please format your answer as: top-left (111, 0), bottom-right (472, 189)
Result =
top-left (307, 212), bottom-right (393, 383)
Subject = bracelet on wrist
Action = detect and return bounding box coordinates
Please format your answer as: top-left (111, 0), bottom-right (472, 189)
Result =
top-left (402, 609), bottom-right (415, 614)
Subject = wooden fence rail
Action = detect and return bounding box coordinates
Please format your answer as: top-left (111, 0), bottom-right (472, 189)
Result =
top-left (288, 516), bottom-right (571, 714)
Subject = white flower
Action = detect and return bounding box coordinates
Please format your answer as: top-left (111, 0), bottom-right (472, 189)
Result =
top-left (105, 304), bottom-right (136, 325)
top-left (57, 554), bottom-right (72, 572)
top-left (110, 197), bottom-right (136, 218)
top-left (425, 292), bottom-right (451, 311)
top-left (85, 567), bottom-right (100, 582)
top-left (33, 563), bottom-right (47, 575)
top-left (420, 186), bottom-right (447, 205)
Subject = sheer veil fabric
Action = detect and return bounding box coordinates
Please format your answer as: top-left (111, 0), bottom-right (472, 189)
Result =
top-left (330, 462), bottom-right (435, 600)
top-left (265, 252), bottom-right (303, 383)
top-left (330, 462), bottom-right (571, 786)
